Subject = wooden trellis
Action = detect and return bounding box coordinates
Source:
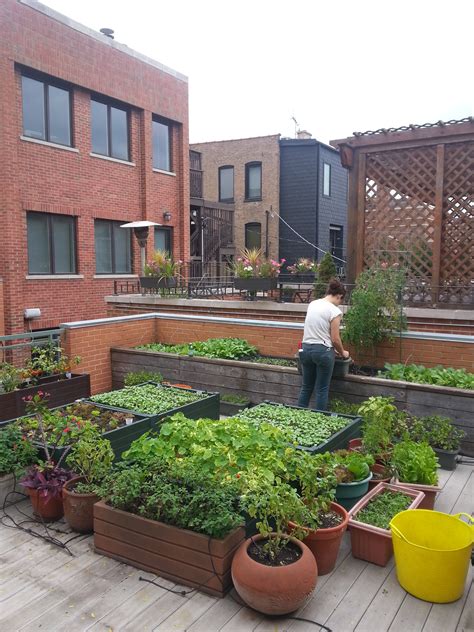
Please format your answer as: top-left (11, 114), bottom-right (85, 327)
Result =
top-left (332, 119), bottom-right (474, 307)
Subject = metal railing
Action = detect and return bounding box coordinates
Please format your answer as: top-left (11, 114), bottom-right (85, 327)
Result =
top-left (0, 328), bottom-right (64, 366)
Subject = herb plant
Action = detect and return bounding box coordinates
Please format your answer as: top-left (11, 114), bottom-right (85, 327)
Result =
top-left (221, 393), bottom-right (251, 405)
top-left (355, 490), bottom-right (413, 530)
top-left (124, 371), bottom-right (163, 386)
top-left (0, 425), bottom-right (38, 476)
top-left (381, 363), bottom-right (474, 390)
top-left (0, 363), bottom-right (22, 393)
top-left (137, 337), bottom-right (258, 360)
top-left (90, 384), bottom-right (208, 415)
top-left (239, 403), bottom-right (349, 448)
top-left (331, 450), bottom-right (374, 482)
top-left (65, 426), bottom-right (115, 494)
top-left (409, 416), bottom-right (465, 452)
top-left (391, 440), bottom-right (438, 485)
top-left (358, 396), bottom-right (396, 462)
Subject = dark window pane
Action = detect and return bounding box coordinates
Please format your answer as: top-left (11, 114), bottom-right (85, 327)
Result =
top-left (219, 167), bottom-right (234, 201)
top-left (22, 76), bottom-right (45, 140)
top-left (113, 225), bottom-right (131, 273)
top-left (95, 220), bottom-right (113, 273)
top-left (323, 163), bottom-right (331, 196)
top-left (245, 223), bottom-right (261, 250)
top-left (110, 107), bottom-right (128, 160)
top-left (91, 100), bottom-right (108, 155)
top-left (48, 85), bottom-right (71, 146)
top-left (154, 228), bottom-right (171, 254)
top-left (247, 164), bottom-right (261, 199)
top-left (52, 215), bottom-right (75, 273)
top-left (152, 121), bottom-right (170, 171)
top-left (27, 213), bottom-right (50, 273)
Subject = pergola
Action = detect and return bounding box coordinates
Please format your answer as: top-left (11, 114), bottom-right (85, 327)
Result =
top-left (332, 117), bottom-right (473, 306)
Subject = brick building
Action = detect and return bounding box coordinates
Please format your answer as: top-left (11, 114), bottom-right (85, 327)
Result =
top-left (0, 0), bottom-right (189, 335)
top-left (190, 135), bottom-right (281, 261)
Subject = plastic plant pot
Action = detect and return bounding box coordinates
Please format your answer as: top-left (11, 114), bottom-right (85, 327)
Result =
top-left (335, 471), bottom-right (373, 511)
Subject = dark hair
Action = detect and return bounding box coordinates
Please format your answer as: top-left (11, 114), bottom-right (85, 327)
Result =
top-left (326, 278), bottom-right (346, 297)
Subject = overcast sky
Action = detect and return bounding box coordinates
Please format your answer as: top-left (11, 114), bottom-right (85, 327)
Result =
top-left (44, 0), bottom-right (473, 145)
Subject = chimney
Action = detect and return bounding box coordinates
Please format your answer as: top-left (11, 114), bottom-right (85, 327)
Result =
top-left (297, 130), bottom-right (312, 140)
top-left (100, 28), bottom-right (115, 39)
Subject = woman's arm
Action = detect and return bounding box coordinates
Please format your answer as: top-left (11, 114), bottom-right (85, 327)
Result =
top-left (330, 316), bottom-right (349, 358)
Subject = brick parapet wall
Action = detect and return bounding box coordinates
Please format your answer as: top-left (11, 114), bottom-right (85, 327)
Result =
top-left (0, 278), bottom-right (5, 336)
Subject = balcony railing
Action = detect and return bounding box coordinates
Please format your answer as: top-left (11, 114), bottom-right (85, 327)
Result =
top-left (190, 169), bottom-right (202, 198)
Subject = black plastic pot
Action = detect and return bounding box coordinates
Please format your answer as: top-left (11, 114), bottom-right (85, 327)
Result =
top-left (332, 357), bottom-right (352, 378)
top-left (140, 276), bottom-right (177, 290)
top-left (234, 278), bottom-right (278, 291)
top-left (433, 447), bottom-right (458, 470)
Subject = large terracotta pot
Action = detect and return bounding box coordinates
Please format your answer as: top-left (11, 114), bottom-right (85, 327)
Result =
top-left (63, 476), bottom-right (99, 533)
top-left (288, 502), bottom-right (349, 575)
top-left (27, 488), bottom-right (64, 522)
top-left (231, 533), bottom-right (318, 615)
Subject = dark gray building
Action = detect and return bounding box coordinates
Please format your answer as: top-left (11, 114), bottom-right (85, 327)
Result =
top-left (279, 137), bottom-right (347, 275)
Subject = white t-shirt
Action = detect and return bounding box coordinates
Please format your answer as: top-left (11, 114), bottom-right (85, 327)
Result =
top-left (302, 298), bottom-right (342, 348)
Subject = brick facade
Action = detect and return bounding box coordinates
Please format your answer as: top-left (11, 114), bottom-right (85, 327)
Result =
top-left (0, 0), bottom-right (189, 334)
top-left (191, 135), bottom-right (280, 260)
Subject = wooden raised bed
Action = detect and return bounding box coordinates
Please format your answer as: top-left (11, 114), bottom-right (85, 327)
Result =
top-left (93, 501), bottom-right (245, 598)
top-left (0, 373), bottom-right (91, 423)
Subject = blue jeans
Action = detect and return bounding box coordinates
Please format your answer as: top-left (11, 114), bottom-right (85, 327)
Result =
top-left (297, 343), bottom-right (335, 410)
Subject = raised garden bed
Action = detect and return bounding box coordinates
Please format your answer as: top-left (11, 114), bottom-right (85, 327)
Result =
top-left (110, 348), bottom-right (474, 455)
top-left (237, 401), bottom-right (362, 453)
top-left (0, 373), bottom-right (91, 423)
top-left (88, 382), bottom-right (220, 426)
top-left (93, 501), bottom-right (245, 598)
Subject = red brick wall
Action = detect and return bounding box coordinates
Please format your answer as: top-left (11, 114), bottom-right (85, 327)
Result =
top-left (0, 0), bottom-right (189, 334)
top-left (0, 278), bottom-right (5, 336)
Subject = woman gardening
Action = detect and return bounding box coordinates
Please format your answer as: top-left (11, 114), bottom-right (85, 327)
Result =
top-left (298, 279), bottom-right (349, 410)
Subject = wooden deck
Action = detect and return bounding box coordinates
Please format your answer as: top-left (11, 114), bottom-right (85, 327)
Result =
top-left (0, 465), bottom-right (472, 632)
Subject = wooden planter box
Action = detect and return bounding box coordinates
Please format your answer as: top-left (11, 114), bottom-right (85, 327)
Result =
top-left (110, 348), bottom-right (474, 455)
top-left (0, 373), bottom-right (91, 423)
top-left (234, 278), bottom-right (278, 291)
top-left (93, 501), bottom-right (245, 598)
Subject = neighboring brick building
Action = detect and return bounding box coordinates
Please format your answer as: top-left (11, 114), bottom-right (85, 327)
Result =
top-left (279, 137), bottom-right (348, 272)
top-left (0, 0), bottom-right (189, 335)
top-left (191, 135), bottom-right (281, 261)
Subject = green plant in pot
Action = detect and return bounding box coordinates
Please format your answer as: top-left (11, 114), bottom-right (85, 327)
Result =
top-left (0, 425), bottom-right (38, 507)
top-left (391, 439), bottom-right (440, 510)
top-left (63, 426), bottom-right (115, 533)
top-left (358, 396), bottom-right (397, 483)
top-left (0, 362), bottom-right (22, 393)
top-left (409, 415), bottom-right (465, 470)
top-left (231, 472), bottom-right (318, 616)
top-left (331, 450), bottom-right (374, 510)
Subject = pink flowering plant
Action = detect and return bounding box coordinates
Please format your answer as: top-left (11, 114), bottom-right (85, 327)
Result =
top-left (231, 248), bottom-right (285, 278)
top-left (143, 250), bottom-right (183, 279)
top-left (287, 258), bottom-right (318, 275)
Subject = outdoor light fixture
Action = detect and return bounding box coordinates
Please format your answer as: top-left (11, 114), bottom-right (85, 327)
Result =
top-left (120, 220), bottom-right (161, 274)
top-left (163, 211), bottom-right (172, 222)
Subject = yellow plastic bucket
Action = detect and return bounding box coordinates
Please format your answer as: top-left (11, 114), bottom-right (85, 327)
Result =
top-left (390, 510), bottom-right (474, 603)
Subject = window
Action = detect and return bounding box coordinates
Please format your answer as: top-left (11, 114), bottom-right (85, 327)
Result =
top-left (154, 227), bottom-right (172, 255)
top-left (329, 224), bottom-right (343, 259)
top-left (245, 222), bottom-right (261, 250)
top-left (27, 212), bottom-right (76, 274)
top-left (22, 75), bottom-right (72, 146)
top-left (91, 98), bottom-right (129, 161)
top-left (219, 166), bottom-right (234, 202)
top-left (245, 162), bottom-right (262, 200)
top-left (323, 162), bottom-right (331, 197)
top-left (94, 220), bottom-right (132, 274)
top-left (152, 119), bottom-right (171, 171)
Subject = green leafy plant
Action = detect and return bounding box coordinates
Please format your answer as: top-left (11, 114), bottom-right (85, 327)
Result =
top-left (354, 490), bottom-right (413, 530)
top-left (0, 363), bottom-right (22, 393)
top-left (331, 450), bottom-right (374, 482)
top-left (381, 363), bottom-right (474, 390)
top-left (251, 357), bottom-right (297, 367)
top-left (124, 371), bottom-right (163, 386)
top-left (221, 393), bottom-right (251, 405)
top-left (90, 384), bottom-right (208, 415)
top-left (137, 337), bottom-right (258, 360)
top-left (0, 425), bottom-right (38, 476)
top-left (410, 416), bottom-right (465, 452)
top-left (342, 265), bottom-right (406, 354)
top-left (231, 248), bottom-right (285, 279)
top-left (287, 258), bottom-right (318, 275)
top-left (329, 398), bottom-right (362, 416)
top-left (65, 425), bottom-right (115, 494)
top-left (26, 344), bottom-right (80, 379)
top-left (143, 250), bottom-right (182, 279)
top-left (313, 252), bottom-right (337, 298)
top-left (358, 396), bottom-right (397, 462)
top-left (391, 440), bottom-right (438, 485)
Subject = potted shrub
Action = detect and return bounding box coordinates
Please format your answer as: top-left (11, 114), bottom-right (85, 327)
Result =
top-left (63, 426), bottom-right (115, 533)
top-left (410, 415), bottom-right (465, 470)
top-left (94, 458), bottom-right (245, 598)
top-left (220, 393), bottom-right (251, 416)
top-left (232, 248), bottom-right (284, 292)
top-left (231, 474), bottom-right (318, 615)
top-left (331, 450), bottom-right (374, 510)
top-left (348, 482), bottom-right (425, 566)
top-left (391, 439), bottom-right (441, 509)
top-left (140, 250), bottom-right (181, 290)
top-left (0, 425), bottom-right (38, 507)
top-left (357, 396), bottom-right (396, 486)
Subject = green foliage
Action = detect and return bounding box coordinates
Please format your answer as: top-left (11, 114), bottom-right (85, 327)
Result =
top-left (358, 396), bottom-right (397, 461)
top-left (0, 425), bottom-right (38, 476)
top-left (331, 450), bottom-right (374, 482)
top-left (124, 371), bottom-right (163, 387)
top-left (27, 344), bottom-right (80, 377)
top-left (239, 403), bottom-right (350, 448)
top-left (106, 460), bottom-right (242, 539)
top-left (137, 337), bottom-right (258, 361)
top-left (391, 440), bottom-right (438, 485)
top-left (143, 250), bottom-right (182, 278)
top-left (381, 363), bottom-right (474, 390)
top-left (313, 252), bottom-right (337, 299)
top-left (251, 356), bottom-right (297, 367)
top-left (342, 266), bottom-right (406, 354)
top-left (221, 393), bottom-right (251, 405)
top-left (65, 425), bottom-right (114, 493)
top-left (329, 399), bottom-right (362, 416)
top-left (409, 415), bottom-right (465, 451)
top-left (355, 490), bottom-right (413, 530)
top-left (0, 363), bottom-right (22, 393)
top-left (90, 384), bottom-right (207, 415)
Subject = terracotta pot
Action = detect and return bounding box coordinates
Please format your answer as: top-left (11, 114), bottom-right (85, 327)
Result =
top-left (27, 488), bottom-right (64, 522)
top-left (368, 464), bottom-right (391, 491)
top-left (231, 533), bottom-right (317, 615)
top-left (63, 476), bottom-right (99, 533)
top-left (394, 480), bottom-right (442, 510)
top-left (348, 438), bottom-right (363, 452)
top-left (288, 502), bottom-right (349, 575)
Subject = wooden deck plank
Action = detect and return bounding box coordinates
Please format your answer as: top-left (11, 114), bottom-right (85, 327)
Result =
top-left (154, 591), bottom-right (217, 631)
top-left (354, 566), bottom-right (407, 631)
top-left (423, 566), bottom-right (472, 632)
top-left (387, 594), bottom-right (432, 630)
top-left (120, 590), bottom-right (190, 632)
top-left (187, 593), bottom-right (242, 632)
top-left (455, 581), bottom-right (474, 632)
top-left (434, 465), bottom-right (472, 513)
top-left (218, 604), bottom-right (263, 631)
top-left (449, 472), bottom-right (473, 516)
